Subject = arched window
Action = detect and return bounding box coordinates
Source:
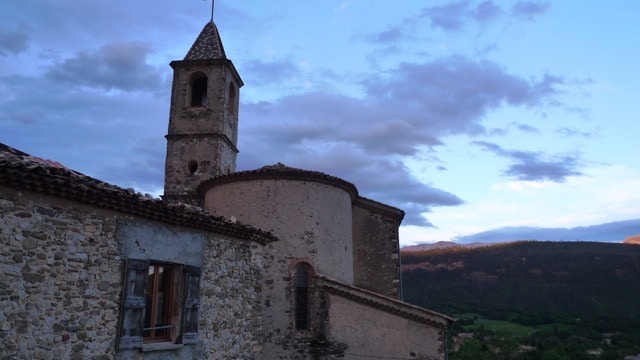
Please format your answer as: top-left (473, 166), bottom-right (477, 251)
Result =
top-left (228, 82), bottom-right (237, 115)
top-left (190, 73), bottom-right (208, 107)
top-left (294, 265), bottom-right (310, 330)
top-left (187, 160), bottom-right (198, 175)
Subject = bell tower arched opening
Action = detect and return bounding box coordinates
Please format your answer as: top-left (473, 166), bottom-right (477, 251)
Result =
top-left (189, 73), bottom-right (208, 107)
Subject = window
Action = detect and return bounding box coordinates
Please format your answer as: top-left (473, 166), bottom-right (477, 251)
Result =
top-left (187, 160), bottom-right (198, 175)
top-left (144, 264), bottom-right (173, 341)
top-left (190, 74), bottom-right (208, 107)
top-left (294, 265), bottom-right (311, 331)
top-left (228, 82), bottom-right (237, 115)
top-left (118, 259), bottom-right (201, 350)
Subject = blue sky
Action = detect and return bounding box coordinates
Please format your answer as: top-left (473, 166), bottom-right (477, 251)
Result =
top-left (1, 1), bottom-right (638, 245)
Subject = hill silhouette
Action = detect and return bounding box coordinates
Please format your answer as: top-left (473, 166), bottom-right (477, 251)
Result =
top-left (451, 219), bottom-right (640, 243)
top-left (401, 241), bottom-right (640, 331)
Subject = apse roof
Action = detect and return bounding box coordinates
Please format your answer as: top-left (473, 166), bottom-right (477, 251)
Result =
top-left (198, 163), bottom-right (405, 219)
top-left (198, 163), bottom-right (360, 201)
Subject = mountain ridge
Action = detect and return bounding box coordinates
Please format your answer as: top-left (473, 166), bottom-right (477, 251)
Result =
top-left (401, 241), bottom-right (640, 329)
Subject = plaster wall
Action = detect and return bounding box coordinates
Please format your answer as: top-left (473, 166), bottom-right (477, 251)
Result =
top-left (203, 179), bottom-right (354, 359)
top-left (326, 294), bottom-right (445, 360)
top-left (203, 179), bottom-right (354, 283)
top-left (352, 204), bottom-right (402, 298)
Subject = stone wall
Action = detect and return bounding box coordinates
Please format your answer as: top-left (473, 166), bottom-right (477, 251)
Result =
top-left (352, 201), bottom-right (402, 298)
top-left (203, 178), bottom-right (354, 359)
top-left (0, 187), bottom-right (122, 360)
top-left (0, 185), bottom-right (266, 359)
top-left (197, 236), bottom-right (264, 359)
top-left (164, 62), bottom-right (241, 204)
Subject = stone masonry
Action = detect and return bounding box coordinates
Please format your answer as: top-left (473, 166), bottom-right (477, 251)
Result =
top-left (0, 189), bottom-right (122, 360)
top-left (0, 185), bottom-right (268, 360)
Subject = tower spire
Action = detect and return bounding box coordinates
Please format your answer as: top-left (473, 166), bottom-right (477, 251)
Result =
top-left (163, 17), bottom-right (243, 205)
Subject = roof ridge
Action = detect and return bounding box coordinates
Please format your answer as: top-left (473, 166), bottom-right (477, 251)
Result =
top-left (197, 164), bottom-right (360, 201)
top-left (315, 275), bottom-right (453, 328)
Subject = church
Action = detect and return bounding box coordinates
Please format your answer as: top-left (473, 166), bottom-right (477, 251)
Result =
top-left (0, 20), bottom-right (452, 360)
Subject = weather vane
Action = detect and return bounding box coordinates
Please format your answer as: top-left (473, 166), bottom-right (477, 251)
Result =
top-left (208, 0), bottom-right (215, 21)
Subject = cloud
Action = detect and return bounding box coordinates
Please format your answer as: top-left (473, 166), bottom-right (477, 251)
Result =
top-left (557, 126), bottom-right (595, 138)
top-left (454, 219), bottom-right (640, 243)
top-left (0, 52), bottom-right (169, 194)
top-left (241, 59), bottom-right (301, 83)
top-left (421, 1), bottom-right (472, 32)
top-left (362, 57), bottom-right (563, 140)
top-left (0, 28), bottom-right (29, 56)
top-left (235, 141), bottom-right (463, 227)
top-left (0, 0), bottom-right (583, 231)
top-left (95, 137), bottom-right (165, 195)
top-left (361, 27), bottom-right (409, 45)
top-left (234, 56), bottom-right (565, 225)
top-left (470, 1), bottom-right (504, 24)
top-left (45, 41), bottom-right (163, 92)
top-left (418, 0), bottom-right (508, 32)
top-left (242, 56), bottom-right (562, 159)
top-left (514, 122), bottom-right (540, 133)
top-left (473, 141), bottom-right (582, 181)
top-left (511, 1), bottom-right (551, 21)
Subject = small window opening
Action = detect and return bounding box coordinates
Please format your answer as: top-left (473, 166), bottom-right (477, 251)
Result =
top-left (294, 266), bottom-right (310, 330)
top-left (188, 161), bottom-right (198, 175)
top-left (190, 76), bottom-right (208, 107)
top-left (228, 82), bottom-right (237, 115)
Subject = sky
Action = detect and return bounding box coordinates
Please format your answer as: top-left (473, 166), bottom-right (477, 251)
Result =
top-left (1, 1), bottom-right (638, 246)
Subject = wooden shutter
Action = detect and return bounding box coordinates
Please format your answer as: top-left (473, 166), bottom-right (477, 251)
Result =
top-left (182, 265), bottom-right (201, 344)
top-left (118, 259), bottom-right (149, 349)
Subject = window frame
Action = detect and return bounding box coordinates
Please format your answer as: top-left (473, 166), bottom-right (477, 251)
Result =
top-left (144, 263), bottom-right (177, 343)
top-left (188, 72), bottom-right (208, 107)
top-left (293, 263), bottom-right (312, 331)
top-left (118, 259), bottom-right (201, 350)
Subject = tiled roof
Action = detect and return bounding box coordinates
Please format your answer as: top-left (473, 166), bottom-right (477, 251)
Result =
top-left (355, 196), bottom-right (405, 221)
top-left (0, 143), bottom-right (277, 245)
top-left (316, 275), bottom-right (454, 329)
top-left (184, 21), bottom-right (227, 60)
top-left (198, 163), bottom-right (360, 201)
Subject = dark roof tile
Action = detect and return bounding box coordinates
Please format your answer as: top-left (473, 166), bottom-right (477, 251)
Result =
top-left (184, 21), bottom-right (226, 60)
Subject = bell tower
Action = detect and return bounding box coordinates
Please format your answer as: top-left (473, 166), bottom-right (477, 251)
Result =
top-left (163, 21), bottom-right (243, 205)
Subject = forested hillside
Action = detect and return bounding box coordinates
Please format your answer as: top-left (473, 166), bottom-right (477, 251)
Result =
top-left (401, 241), bottom-right (640, 331)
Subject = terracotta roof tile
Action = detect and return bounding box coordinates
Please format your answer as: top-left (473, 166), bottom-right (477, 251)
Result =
top-left (316, 275), bottom-right (454, 328)
top-left (198, 163), bottom-right (360, 201)
top-left (0, 143), bottom-right (277, 245)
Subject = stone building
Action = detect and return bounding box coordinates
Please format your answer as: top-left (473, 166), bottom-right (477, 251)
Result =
top-left (0, 20), bottom-right (452, 360)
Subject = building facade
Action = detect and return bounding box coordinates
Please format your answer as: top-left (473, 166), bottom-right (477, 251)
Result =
top-left (0, 20), bottom-right (452, 360)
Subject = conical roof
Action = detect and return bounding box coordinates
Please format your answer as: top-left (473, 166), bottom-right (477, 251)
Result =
top-left (184, 21), bottom-right (227, 60)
